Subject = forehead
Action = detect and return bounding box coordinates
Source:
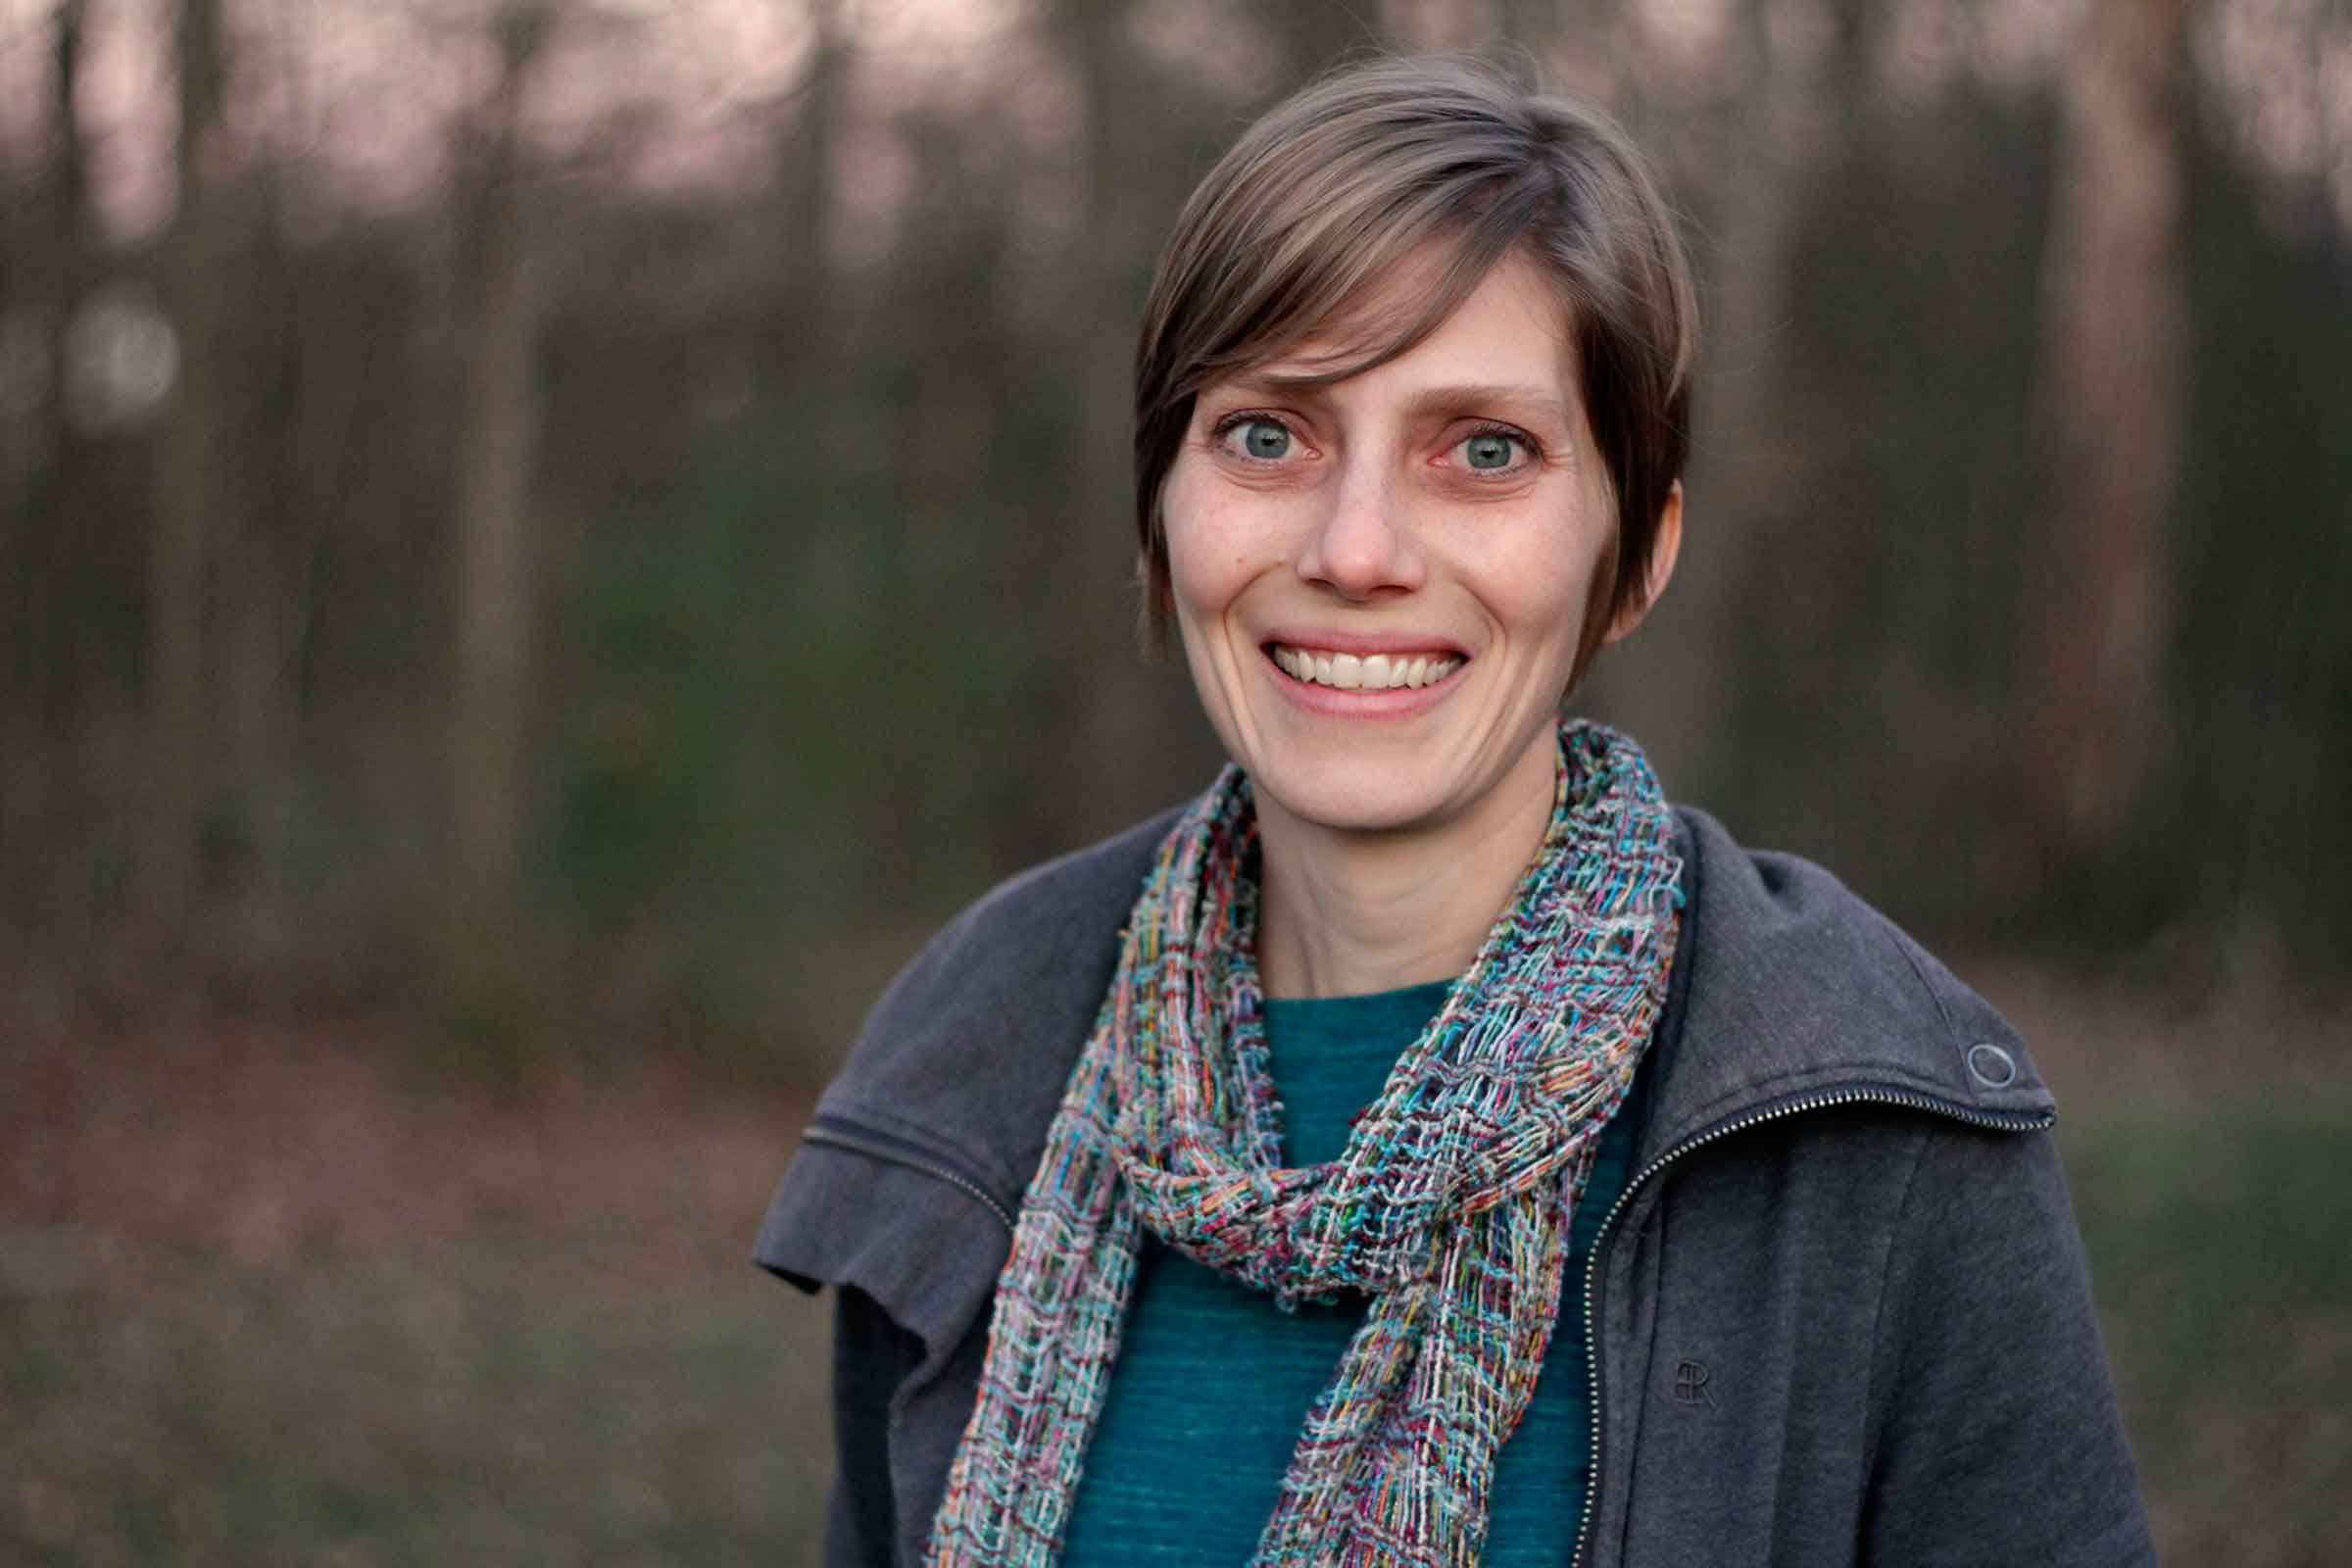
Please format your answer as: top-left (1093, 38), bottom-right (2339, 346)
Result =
top-left (1211, 250), bottom-right (1582, 415)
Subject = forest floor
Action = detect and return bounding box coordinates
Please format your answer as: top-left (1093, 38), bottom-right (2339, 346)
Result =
top-left (1, 956), bottom-right (2345, 1565)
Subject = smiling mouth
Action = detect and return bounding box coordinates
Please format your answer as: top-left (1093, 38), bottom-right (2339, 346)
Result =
top-left (1268, 644), bottom-right (1463, 692)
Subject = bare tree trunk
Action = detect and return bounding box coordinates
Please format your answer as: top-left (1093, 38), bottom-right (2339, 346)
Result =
top-left (139, 0), bottom-right (229, 932)
top-left (771, 0), bottom-right (842, 381)
top-left (28, 0), bottom-right (89, 710)
top-left (217, 13), bottom-right (346, 953)
top-left (1288, 1), bottom-right (1381, 74)
top-left (444, 4), bottom-right (550, 995)
top-left (1590, 0), bottom-right (1827, 798)
top-left (2018, 0), bottom-right (2187, 868)
top-left (1498, 0), bottom-right (1562, 47)
top-left (4, 1), bottom-right (92, 918)
top-left (1063, 0), bottom-right (1153, 822)
top-left (222, 492), bottom-right (283, 909)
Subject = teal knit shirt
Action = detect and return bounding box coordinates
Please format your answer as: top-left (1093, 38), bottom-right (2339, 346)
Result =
top-left (1059, 978), bottom-right (1648, 1564)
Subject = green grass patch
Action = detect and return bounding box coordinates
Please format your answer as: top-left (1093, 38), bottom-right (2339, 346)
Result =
top-left (0, 1248), bottom-right (832, 1566)
top-left (2062, 1093), bottom-right (2351, 1566)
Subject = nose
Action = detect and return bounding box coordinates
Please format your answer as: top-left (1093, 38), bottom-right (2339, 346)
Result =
top-left (1295, 454), bottom-right (1424, 601)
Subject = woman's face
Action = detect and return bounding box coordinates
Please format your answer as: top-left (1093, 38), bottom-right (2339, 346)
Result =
top-left (1162, 248), bottom-right (1666, 841)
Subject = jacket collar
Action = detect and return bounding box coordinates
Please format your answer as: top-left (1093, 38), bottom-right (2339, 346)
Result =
top-left (1637, 805), bottom-right (2054, 1170)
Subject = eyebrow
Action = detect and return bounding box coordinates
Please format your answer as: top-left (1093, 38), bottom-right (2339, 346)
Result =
top-left (1213, 375), bottom-right (1573, 428)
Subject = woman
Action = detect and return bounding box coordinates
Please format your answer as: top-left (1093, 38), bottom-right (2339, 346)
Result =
top-left (758, 56), bottom-right (2154, 1568)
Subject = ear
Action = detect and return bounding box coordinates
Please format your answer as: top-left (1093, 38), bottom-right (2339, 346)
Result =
top-left (1602, 479), bottom-right (1682, 645)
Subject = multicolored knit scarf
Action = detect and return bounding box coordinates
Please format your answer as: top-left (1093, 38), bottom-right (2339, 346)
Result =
top-left (925, 720), bottom-right (1683, 1568)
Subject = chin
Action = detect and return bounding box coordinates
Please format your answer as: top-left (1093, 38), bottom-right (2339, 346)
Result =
top-left (1249, 760), bottom-right (1458, 837)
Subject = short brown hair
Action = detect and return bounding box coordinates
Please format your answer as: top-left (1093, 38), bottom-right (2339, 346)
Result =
top-left (1132, 55), bottom-right (1698, 686)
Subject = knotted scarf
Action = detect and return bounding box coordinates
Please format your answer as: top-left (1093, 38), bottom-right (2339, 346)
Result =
top-left (926, 720), bottom-right (1683, 1568)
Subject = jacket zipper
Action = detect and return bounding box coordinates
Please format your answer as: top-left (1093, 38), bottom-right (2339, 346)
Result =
top-left (803, 1116), bottom-right (1018, 1233)
top-left (1565, 1085), bottom-right (2056, 1568)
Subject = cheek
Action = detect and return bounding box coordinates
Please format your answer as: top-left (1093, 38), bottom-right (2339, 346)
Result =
top-left (1162, 470), bottom-right (1266, 621)
top-left (1469, 512), bottom-right (1612, 653)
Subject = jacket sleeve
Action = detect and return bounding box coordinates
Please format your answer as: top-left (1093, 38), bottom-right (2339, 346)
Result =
top-left (1859, 1123), bottom-right (2157, 1566)
top-left (758, 1138), bottom-right (1008, 1568)
top-left (824, 1285), bottom-right (920, 1568)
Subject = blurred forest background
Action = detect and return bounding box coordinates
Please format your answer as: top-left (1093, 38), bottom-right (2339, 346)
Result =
top-left (1, 0), bottom-right (2346, 1562)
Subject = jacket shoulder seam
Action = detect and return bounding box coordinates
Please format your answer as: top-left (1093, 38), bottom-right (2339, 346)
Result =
top-left (817, 1094), bottom-right (1022, 1206)
top-left (1866, 901), bottom-right (1967, 1050)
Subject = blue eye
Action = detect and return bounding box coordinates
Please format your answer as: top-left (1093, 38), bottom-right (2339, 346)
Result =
top-left (1226, 418), bottom-right (1292, 461)
top-left (1461, 430), bottom-right (1521, 470)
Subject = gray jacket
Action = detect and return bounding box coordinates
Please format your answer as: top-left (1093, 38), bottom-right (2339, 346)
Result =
top-left (756, 805), bottom-right (2156, 1567)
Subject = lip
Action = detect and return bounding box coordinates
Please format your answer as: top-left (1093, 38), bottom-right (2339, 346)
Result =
top-left (1257, 634), bottom-right (1468, 718)
top-left (1258, 626), bottom-right (1472, 661)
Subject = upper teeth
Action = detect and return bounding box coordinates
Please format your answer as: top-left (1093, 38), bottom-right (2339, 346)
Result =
top-left (1272, 646), bottom-right (1461, 691)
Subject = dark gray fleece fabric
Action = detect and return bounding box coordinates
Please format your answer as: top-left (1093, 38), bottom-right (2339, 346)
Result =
top-left (756, 806), bottom-right (2156, 1568)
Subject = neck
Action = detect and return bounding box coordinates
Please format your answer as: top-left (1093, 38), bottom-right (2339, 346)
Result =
top-left (1254, 732), bottom-right (1558, 1000)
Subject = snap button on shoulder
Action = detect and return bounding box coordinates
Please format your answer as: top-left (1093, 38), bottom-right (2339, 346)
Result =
top-left (1965, 1041), bottom-right (2019, 1089)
